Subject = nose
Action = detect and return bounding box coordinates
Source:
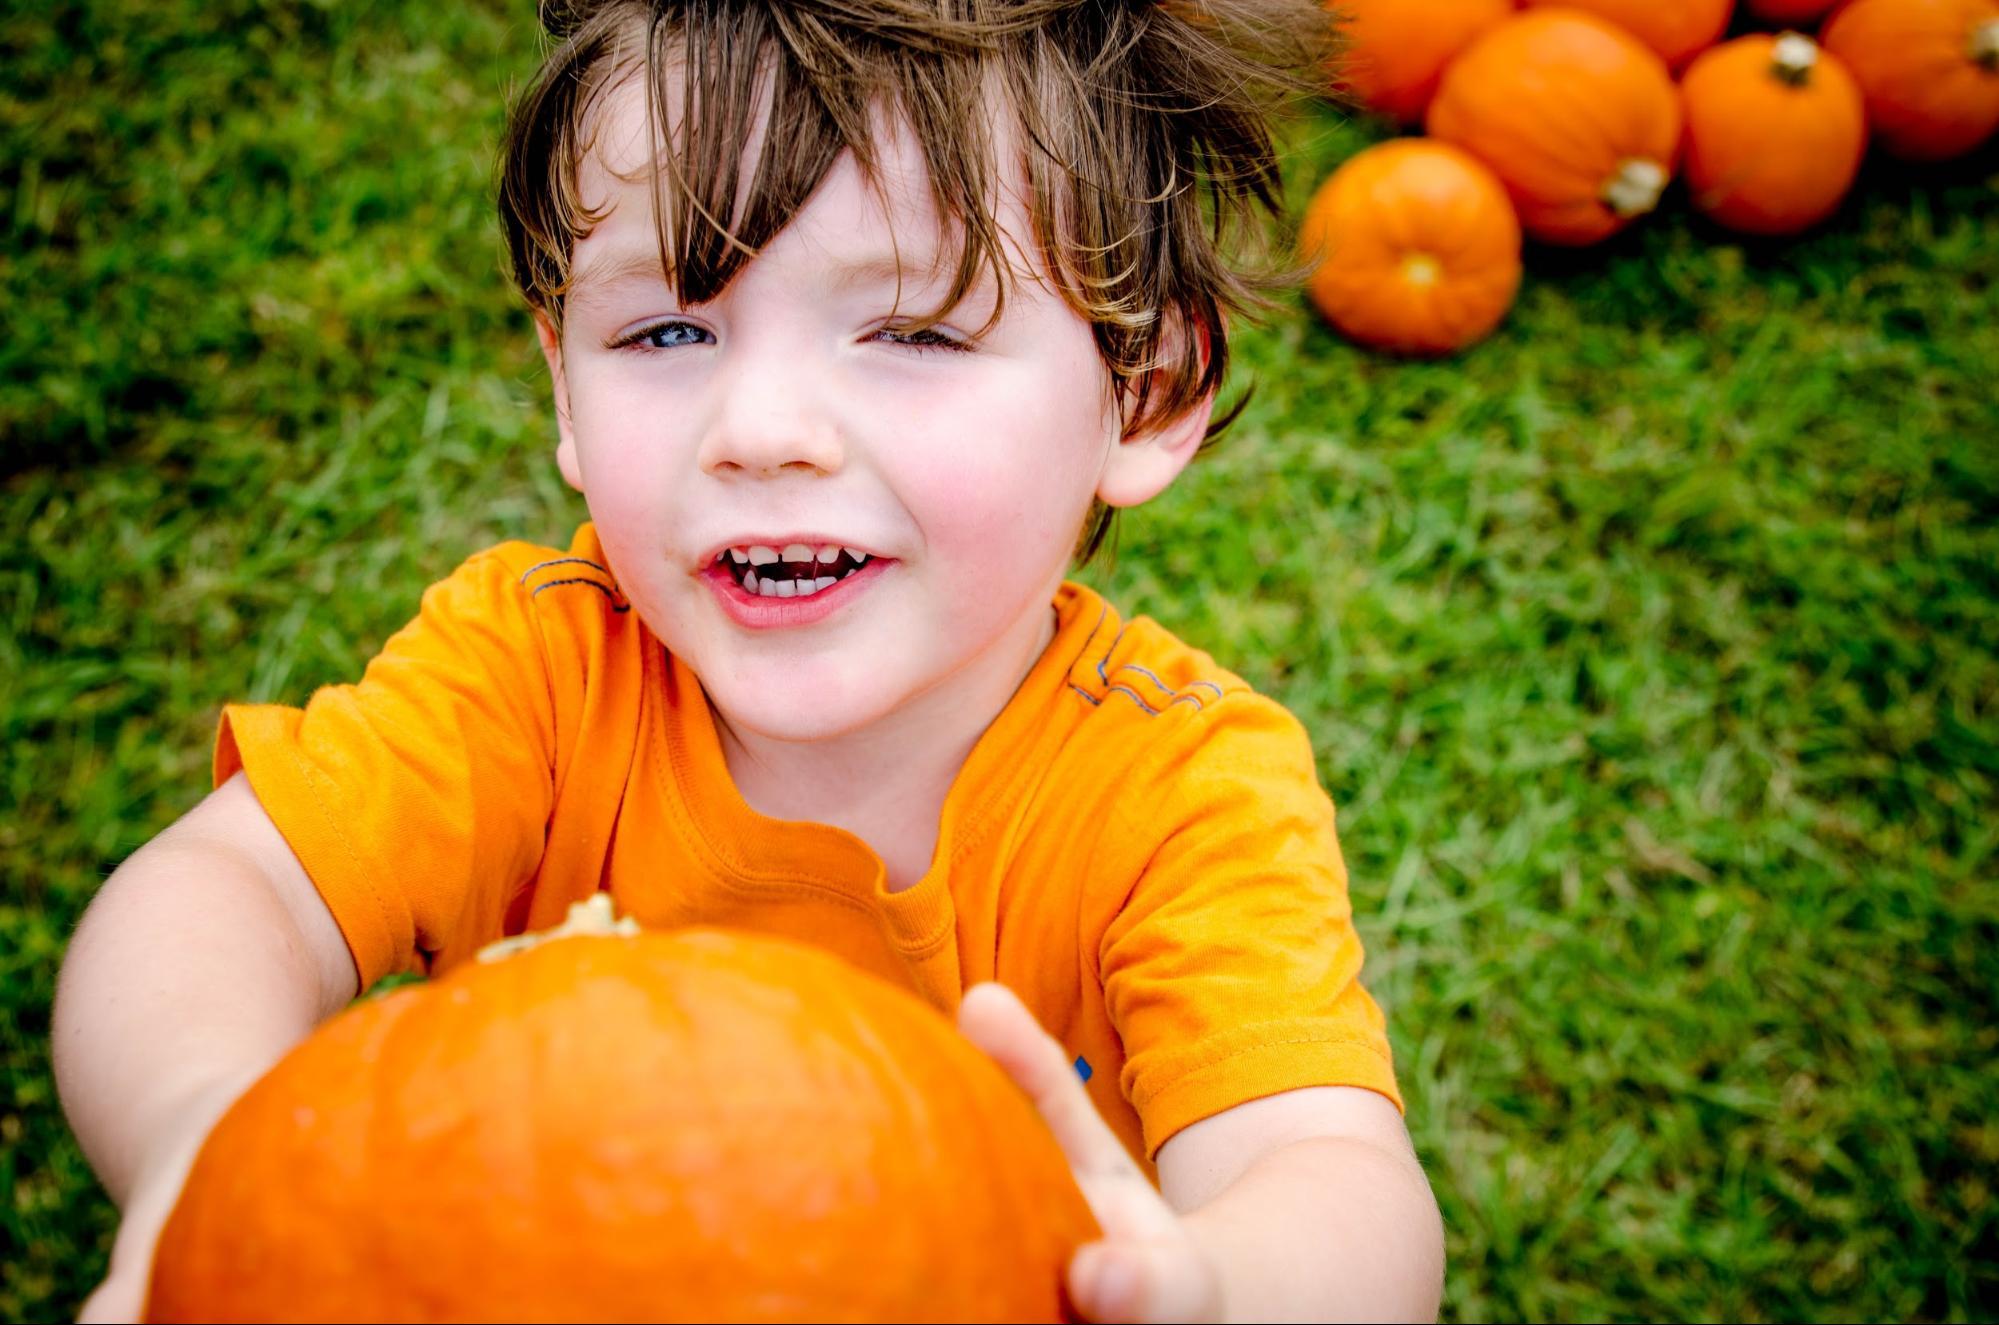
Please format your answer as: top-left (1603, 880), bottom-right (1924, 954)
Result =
top-left (696, 351), bottom-right (846, 478)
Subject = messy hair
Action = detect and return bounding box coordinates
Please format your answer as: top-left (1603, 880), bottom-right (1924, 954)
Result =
top-left (499, 0), bottom-right (1332, 562)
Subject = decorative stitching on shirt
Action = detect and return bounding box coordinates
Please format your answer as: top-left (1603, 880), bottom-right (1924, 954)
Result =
top-left (528, 577), bottom-right (631, 612)
top-left (517, 556), bottom-right (611, 583)
top-left (1112, 662), bottom-right (1224, 703)
top-left (1080, 621), bottom-right (1219, 714)
top-left (1069, 629), bottom-right (1217, 715)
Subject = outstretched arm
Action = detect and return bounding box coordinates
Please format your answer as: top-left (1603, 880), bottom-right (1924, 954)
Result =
top-left (961, 982), bottom-right (1444, 1324)
top-left (54, 772), bottom-right (358, 1322)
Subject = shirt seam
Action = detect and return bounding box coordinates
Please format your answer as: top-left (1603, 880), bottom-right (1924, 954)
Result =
top-left (281, 733), bottom-right (403, 974)
top-left (1127, 1030), bottom-right (1396, 1110)
top-left (650, 643), bottom-right (876, 906)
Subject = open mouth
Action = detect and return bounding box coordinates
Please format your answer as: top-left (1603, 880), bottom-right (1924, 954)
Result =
top-left (714, 543), bottom-right (875, 599)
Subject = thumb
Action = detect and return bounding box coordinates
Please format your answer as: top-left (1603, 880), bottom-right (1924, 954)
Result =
top-left (1071, 1239), bottom-right (1225, 1325)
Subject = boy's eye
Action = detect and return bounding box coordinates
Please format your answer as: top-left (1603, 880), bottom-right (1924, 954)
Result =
top-left (874, 325), bottom-right (970, 353)
top-left (616, 320), bottom-right (713, 351)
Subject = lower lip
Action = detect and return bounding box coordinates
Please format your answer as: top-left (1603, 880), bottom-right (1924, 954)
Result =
top-left (701, 557), bottom-right (893, 629)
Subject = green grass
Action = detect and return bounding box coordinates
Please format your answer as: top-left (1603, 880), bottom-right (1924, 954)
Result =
top-left (4, 2), bottom-right (1996, 1319)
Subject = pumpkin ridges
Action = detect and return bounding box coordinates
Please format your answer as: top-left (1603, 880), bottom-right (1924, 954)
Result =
top-left (1331, 0), bottom-right (1516, 123)
top-left (1428, 10), bottom-right (1681, 245)
top-left (147, 928), bottom-right (1098, 1323)
top-left (1302, 139), bottom-right (1521, 355)
top-left (1682, 32), bottom-right (1868, 234)
top-left (1822, 0), bottom-right (1999, 160)
top-left (1520, 0), bottom-right (1735, 69)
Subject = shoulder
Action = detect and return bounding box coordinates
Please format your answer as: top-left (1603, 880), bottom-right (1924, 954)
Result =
top-left (1053, 584), bottom-right (1324, 824)
top-left (1059, 584), bottom-right (1315, 764)
top-left (428, 523), bottom-right (638, 645)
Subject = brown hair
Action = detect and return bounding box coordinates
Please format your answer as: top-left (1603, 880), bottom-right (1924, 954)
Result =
top-left (499, 0), bottom-right (1332, 562)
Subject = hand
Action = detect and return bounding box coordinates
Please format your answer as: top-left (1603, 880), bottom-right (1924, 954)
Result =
top-left (76, 1071), bottom-right (259, 1324)
top-left (959, 983), bottom-right (1225, 1325)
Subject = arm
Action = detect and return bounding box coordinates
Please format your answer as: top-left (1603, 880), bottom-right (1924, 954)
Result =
top-left (1160, 1088), bottom-right (1443, 1323)
top-left (53, 771), bottom-right (358, 1319)
top-left (962, 985), bottom-right (1444, 1324)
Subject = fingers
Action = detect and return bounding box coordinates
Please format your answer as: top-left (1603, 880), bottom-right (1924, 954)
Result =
top-left (958, 984), bottom-right (1225, 1325)
top-left (958, 983), bottom-right (1134, 1183)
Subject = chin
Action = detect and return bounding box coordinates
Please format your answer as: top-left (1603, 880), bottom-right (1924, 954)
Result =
top-left (702, 670), bottom-right (901, 745)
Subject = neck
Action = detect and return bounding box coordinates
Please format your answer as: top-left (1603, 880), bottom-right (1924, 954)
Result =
top-left (710, 598), bottom-right (1061, 887)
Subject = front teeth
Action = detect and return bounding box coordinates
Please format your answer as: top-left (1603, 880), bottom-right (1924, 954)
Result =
top-left (727, 543), bottom-right (876, 601)
top-left (740, 570), bottom-right (850, 598)
top-left (731, 544), bottom-right (871, 567)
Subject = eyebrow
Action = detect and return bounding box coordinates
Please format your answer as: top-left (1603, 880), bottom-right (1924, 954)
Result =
top-left (562, 244), bottom-right (987, 311)
top-left (563, 250), bottom-right (672, 311)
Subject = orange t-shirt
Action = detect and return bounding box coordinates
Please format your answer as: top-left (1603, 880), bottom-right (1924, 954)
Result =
top-left (215, 524), bottom-right (1399, 1173)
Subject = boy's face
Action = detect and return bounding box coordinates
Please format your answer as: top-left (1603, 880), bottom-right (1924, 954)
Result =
top-left (541, 79), bottom-right (1202, 745)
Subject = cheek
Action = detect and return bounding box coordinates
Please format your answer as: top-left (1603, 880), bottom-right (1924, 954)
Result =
top-left (892, 365), bottom-right (1113, 557)
top-left (562, 374), bottom-right (687, 560)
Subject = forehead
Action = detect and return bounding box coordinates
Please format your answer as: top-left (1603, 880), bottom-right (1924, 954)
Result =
top-left (568, 67), bottom-right (1044, 301)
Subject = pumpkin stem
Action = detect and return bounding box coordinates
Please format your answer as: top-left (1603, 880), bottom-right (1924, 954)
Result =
top-left (1973, 18), bottom-right (1999, 71)
top-left (1601, 159), bottom-right (1668, 219)
top-left (477, 893), bottom-right (640, 963)
top-left (1770, 32), bottom-right (1818, 87)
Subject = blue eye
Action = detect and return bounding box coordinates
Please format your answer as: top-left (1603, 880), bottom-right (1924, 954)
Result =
top-left (617, 320), bottom-right (713, 351)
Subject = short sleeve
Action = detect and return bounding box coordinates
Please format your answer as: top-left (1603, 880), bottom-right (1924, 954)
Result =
top-left (213, 548), bottom-right (559, 988)
top-left (1100, 695), bottom-right (1401, 1160)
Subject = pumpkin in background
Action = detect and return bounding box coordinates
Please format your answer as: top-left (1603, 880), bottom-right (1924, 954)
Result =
top-left (1330, 0), bottom-right (1518, 123)
top-left (1682, 33), bottom-right (1868, 235)
top-left (1428, 10), bottom-right (1683, 245)
top-left (1821, 0), bottom-right (1999, 161)
top-left (1301, 140), bottom-right (1522, 355)
top-left (1519, 0), bottom-right (1734, 69)
top-left (146, 916), bottom-right (1098, 1323)
top-left (1743, 0), bottom-right (1840, 24)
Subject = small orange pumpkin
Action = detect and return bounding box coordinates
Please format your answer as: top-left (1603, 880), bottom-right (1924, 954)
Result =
top-left (1301, 140), bottom-right (1522, 355)
top-left (1821, 0), bottom-right (1999, 161)
top-left (1520, 0), bottom-right (1735, 69)
top-left (1744, 0), bottom-right (1840, 23)
top-left (146, 920), bottom-right (1098, 1323)
top-left (1682, 33), bottom-right (1868, 234)
top-left (1330, 0), bottom-right (1518, 123)
top-left (1428, 10), bottom-right (1683, 245)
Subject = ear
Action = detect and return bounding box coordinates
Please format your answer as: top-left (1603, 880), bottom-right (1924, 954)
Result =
top-left (1095, 318), bottom-right (1215, 509)
top-left (535, 310), bottom-right (586, 494)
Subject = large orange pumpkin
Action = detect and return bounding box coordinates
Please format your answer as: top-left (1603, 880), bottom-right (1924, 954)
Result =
top-left (1682, 33), bottom-right (1868, 235)
top-left (1330, 0), bottom-right (1517, 123)
top-left (1520, 0), bottom-right (1734, 69)
top-left (1301, 140), bottom-right (1522, 355)
top-left (1428, 10), bottom-right (1683, 245)
top-left (1821, 0), bottom-right (1999, 161)
top-left (145, 917), bottom-right (1097, 1323)
top-left (1743, 0), bottom-right (1840, 23)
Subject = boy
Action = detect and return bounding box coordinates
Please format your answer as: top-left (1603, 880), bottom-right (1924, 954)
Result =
top-left (55, 2), bottom-right (1444, 1320)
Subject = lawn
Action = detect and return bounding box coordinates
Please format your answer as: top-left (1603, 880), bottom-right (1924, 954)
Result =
top-left (3, 1), bottom-right (1995, 1320)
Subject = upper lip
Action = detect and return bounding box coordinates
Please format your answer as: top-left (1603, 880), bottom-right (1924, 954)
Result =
top-left (696, 535), bottom-right (885, 566)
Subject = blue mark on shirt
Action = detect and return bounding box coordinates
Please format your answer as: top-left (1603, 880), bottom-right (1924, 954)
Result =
top-left (1073, 1055), bottom-right (1093, 1084)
